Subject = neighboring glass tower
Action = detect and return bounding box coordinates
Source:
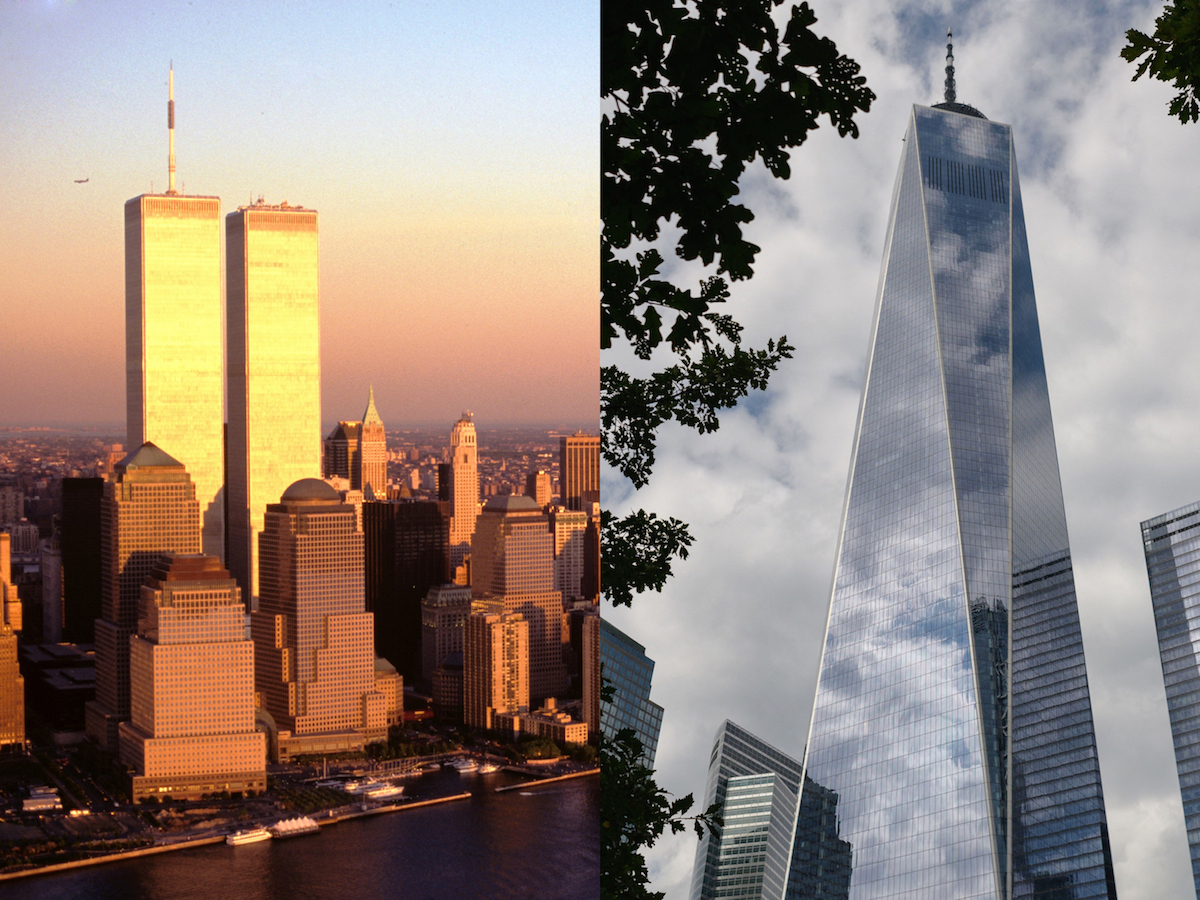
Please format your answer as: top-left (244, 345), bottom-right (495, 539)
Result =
top-left (598, 618), bottom-right (663, 768)
top-left (1141, 502), bottom-right (1200, 899)
top-left (226, 201), bottom-right (322, 605)
top-left (798, 80), bottom-right (1118, 897)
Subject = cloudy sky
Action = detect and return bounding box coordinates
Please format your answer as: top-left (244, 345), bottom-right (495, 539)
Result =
top-left (0, 1), bottom-right (597, 431)
top-left (602, 0), bottom-right (1200, 896)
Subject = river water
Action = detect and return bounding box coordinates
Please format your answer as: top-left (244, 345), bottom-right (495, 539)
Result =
top-left (3, 771), bottom-right (599, 900)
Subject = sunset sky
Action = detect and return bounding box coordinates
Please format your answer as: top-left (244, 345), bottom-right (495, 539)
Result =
top-left (0, 1), bottom-right (598, 431)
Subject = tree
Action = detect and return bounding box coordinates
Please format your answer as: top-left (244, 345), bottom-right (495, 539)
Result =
top-left (1122, 0), bottom-right (1200, 124)
top-left (600, 0), bottom-right (872, 895)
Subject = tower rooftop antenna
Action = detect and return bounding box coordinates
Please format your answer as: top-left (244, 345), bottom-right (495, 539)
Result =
top-left (167, 63), bottom-right (177, 195)
top-left (944, 31), bottom-right (956, 104)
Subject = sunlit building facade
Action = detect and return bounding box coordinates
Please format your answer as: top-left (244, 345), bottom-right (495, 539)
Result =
top-left (447, 413), bottom-right (479, 573)
top-left (250, 479), bottom-right (385, 761)
top-left (798, 101), bottom-right (1118, 899)
top-left (1141, 502), bottom-right (1200, 899)
top-left (118, 553), bottom-right (266, 801)
top-left (359, 387), bottom-right (387, 498)
top-left (559, 432), bottom-right (599, 511)
top-left (226, 201), bottom-right (322, 605)
top-left (0, 534), bottom-right (25, 749)
top-left (472, 495), bottom-right (567, 703)
top-left (464, 609), bottom-right (528, 730)
top-left (86, 444), bottom-right (201, 752)
top-left (124, 192), bottom-right (224, 560)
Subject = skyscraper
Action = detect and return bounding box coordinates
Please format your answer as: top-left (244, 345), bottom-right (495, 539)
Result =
top-left (0, 533), bottom-right (25, 749)
top-left (359, 387), bottom-right (387, 498)
top-left (472, 495), bottom-right (567, 703)
top-left (598, 618), bottom-right (663, 768)
top-left (323, 421), bottom-right (362, 483)
top-left (125, 69), bottom-right (224, 560)
top-left (1141, 502), bottom-right (1200, 899)
top-left (559, 432), bottom-right (600, 511)
top-left (447, 413), bottom-right (479, 572)
top-left (61, 477), bottom-right (103, 643)
top-left (797, 82), bottom-right (1118, 896)
top-left (464, 609), bottom-right (529, 730)
top-left (118, 553), bottom-right (265, 801)
top-left (226, 201), bottom-right (322, 604)
top-left (250, 479), bottom-right (384, 761)
top-left (85, 443), bottom-right (201, 752)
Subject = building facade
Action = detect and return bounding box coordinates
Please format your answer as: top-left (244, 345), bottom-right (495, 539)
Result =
top-left (420, 584), bottom-right (473, 690)
top-left (0, 534), bottom-right (25, 749)
top-left (250, 479), bottom-right (384, 761)
top-left (549, 506), bottom-right (588, 601)
top-left (226, 201), bottom-right (322, 605)
top-left (447, 413), bottom-right (479, 572)
top-left (125, 78), bottom-right (224, 562)
top-left (559, 432), bottom-right (599, 511)
top-left (118, 553), bottom-right (265, 801)
top-left (323, 421), bottom-right (362, 484)
top-left (464, 609), bottom-right (528, 730)
top-left (798, 97), bottom-right (1117, 898)
top-left (472, 495), bottom-right (567, 703)
top-left (85, 444), bottom-right (201, 752)
top-left (598, 618), bottom-right (663, 768)
top-left (61, 477), bottom-right (104, 643)
top-left (358, 387), bottom-right (386, 498)
top-left (1142, 502), bottom-right (1200, 899)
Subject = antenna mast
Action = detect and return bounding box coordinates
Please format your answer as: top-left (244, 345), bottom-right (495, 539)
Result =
top-left (944, 31), bottom-right (956, 104)
top-left (168, 64), bottom-right (177, 195)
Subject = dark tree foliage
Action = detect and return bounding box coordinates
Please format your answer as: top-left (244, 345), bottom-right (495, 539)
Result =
top-left (601, 728), bottom-right (723, 900)
top-left (600, 2), bottom-right (872, 896)
top-left (602, 0), bottom-right (874, 604)
top-left (1122, 0), bottom-right (1200, 124)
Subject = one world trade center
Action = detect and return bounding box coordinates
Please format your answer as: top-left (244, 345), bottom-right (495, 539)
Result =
top-left (794, 46), bottom-right (1119, 899)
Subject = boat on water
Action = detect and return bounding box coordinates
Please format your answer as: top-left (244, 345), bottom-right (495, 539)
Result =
top-left (365, 784), bottom-right (404, 800)
top-left (270, 816), bottom-right (320, 838)
top-left (477, 762), bottom-right (500, 774)
top-left (226, 827), bottom-right (271, 846)
top-left (451, 758), bottom-right (479, 773)
top-left (341, 779), bottom-right (382, 795)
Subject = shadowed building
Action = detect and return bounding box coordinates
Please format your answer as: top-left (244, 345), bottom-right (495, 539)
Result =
top-left (525, 470), bottom-right (552, 508)
top-left (118, 553), bottom-right (265, 801)
top-left (363, 499), bottom-right (448, 681)
top-left (85, 444), bottom-right (200, 752)
top-left (124, 71), bottom-right (223, 561)
top-left (420, 584), bottom-right (472, 691)
top-left (226, 201), bottom-right (321, 605)
top-left (61, 477), bottom-right (104, 643)
top-left (796, 73), bottom-right (1118, 897)
top-left (559, 432), bottom-right (599, 511)
top-left (0, 534), bottom-right (25, 749)
top-left (251, 479), bottom-right (385, 761)
top-left (323, 421), bottom-right (362, 484)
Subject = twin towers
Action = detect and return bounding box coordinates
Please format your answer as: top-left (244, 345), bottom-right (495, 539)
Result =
top-left (127, 69), bottom-right (320, 602)
top-left (695, 99), bottom-right (1119, 899)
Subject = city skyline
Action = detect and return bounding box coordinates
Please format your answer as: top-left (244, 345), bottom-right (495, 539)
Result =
top-left (0, 3), bottom-right (598, 430)
top-left (602, 3), bottom-right (1200, 898)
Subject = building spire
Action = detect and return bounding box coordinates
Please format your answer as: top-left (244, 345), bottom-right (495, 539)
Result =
top-left (944, 31), bottom-right (956, 105)
top-left (167, 63), bottom-right (177, 195)
top-left (363, 384), bottom-right (383, 426)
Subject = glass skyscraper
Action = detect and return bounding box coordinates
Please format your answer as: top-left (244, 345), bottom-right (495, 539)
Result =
top-left (599, 618), bottom-right (663, 768)
top-left (1141, 502), bottom-right (1200, 899)
top-left (797, 99), bottom-right (1118, 898)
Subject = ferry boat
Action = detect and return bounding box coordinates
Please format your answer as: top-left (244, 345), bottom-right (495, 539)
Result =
top-left (364, 784), bottom-right (404, 800)
top-left (269, 816), bottom-right (320, 838)
top-left (451, 758), bottom-right (479, 773)
top-left (226, 827), bottom-right (271, 846)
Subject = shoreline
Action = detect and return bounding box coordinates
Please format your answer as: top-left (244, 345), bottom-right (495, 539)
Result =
top-left (0, 790), bottom-right (475, 882)
top-left (493, 767), bottom-right (600, 793)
